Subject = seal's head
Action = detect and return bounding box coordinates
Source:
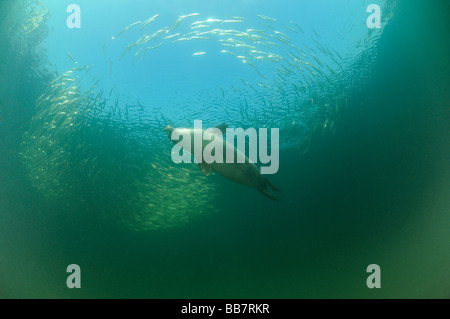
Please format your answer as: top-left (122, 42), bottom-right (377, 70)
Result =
top-left (164, 125), bottom-right (174, 138)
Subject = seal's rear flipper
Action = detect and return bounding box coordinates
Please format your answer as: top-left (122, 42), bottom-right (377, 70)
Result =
top-left (261, 188), bottom-right (279, 202)
top-left (265, 178), bottom-right (280, 192)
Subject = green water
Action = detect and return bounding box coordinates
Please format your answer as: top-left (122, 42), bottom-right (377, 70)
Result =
top-left (0, 0), bottom-right (449, 298)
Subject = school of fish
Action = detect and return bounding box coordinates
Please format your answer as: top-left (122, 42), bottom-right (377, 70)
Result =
top-left (14, 7), bottom-right (390, 229)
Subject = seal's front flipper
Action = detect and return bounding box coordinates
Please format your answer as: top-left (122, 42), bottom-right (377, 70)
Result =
top-left (198, 163), bottom-right (212, 176)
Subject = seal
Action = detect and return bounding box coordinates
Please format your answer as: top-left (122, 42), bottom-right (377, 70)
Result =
top-left (165, 124), bottom-right (279, 201)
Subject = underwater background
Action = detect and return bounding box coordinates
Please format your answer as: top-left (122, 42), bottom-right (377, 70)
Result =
top-left (0, 0), bottom-right (449, 298)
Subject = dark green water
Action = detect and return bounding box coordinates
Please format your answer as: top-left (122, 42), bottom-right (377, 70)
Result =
top-left (0, 0), bottom-right (449, 298)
